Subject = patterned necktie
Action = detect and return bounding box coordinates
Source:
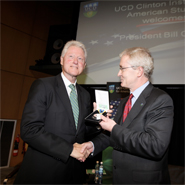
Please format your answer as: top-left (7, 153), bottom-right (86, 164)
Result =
top-left (123, 93), bottom-right (133, 122)
top-left (69, 84), bottom-right (79, 128)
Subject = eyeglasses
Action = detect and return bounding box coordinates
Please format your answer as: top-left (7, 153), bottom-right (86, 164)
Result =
top-left (67, 54), bottom-right (85, 63)
top-left (119, 66), bottom-right (136, 71)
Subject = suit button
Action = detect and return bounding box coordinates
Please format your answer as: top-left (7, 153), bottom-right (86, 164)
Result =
top-left (114, 166), bottom-right (116, 169)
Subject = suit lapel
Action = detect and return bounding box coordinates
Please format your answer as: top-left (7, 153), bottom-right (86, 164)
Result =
top-left (55, 74), bottom-right (76, 130)
top-left (76, 84), bottom-right (83, 133)
top-left (122, 83), bottom-right (154, 128)
top-left (115, 99), bottom-right (127, 125)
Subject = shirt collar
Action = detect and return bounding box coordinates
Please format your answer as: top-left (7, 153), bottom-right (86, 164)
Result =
top-left (131, 81), bottom-right (149, 99)
top-left (61, 72), bottom-right (77, 88)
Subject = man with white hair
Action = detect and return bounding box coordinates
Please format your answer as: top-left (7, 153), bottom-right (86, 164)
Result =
top-left (82, 47), bottom-right (174, 184)
top-left (14, 40), bottom-right (98, 184)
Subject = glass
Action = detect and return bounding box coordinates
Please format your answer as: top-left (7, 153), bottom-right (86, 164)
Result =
top-left (119, 66), bottom-right (135, 71)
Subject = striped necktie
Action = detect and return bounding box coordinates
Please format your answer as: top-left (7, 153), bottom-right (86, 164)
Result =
top-left (69, 84), bottom-right (79, 128)
top-left (123, 93), bottom-right (133, 122)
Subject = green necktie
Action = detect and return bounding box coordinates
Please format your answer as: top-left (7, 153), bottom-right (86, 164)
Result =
top-left (69, 84), bottom-right (79, 128)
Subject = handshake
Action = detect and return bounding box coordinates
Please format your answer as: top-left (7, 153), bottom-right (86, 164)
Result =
top-left (70, 142), bottom-right (94, 162)
top-left (70, 107), bottom-right (114, 162)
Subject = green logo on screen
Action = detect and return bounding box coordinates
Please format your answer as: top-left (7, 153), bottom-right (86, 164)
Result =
top-left (83, 2), bottom-right (98, 18)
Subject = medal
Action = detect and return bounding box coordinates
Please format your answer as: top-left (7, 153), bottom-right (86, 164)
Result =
top-left (92, 109), bottom-right (106, 120)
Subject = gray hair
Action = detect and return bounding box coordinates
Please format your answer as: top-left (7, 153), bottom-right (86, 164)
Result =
top-left (119, 47), bottom-right (154, 79)
top-left (61, 40), bottom-right (87, 61)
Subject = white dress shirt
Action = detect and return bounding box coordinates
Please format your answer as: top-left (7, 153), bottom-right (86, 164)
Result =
top-left (61, 72), bottom-right (77, 98)
top-left (131, 81), bottom-right (149, 107)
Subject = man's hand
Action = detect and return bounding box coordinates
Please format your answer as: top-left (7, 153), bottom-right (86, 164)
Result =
top-left (70, 143), bottom-right (90, 162)
top-left (80, 142), bottom-right (94, 154)
top-left (93, 102), bottom-right (97, 112)
top-left (106, 105), bottom-right (113, 117)
top-left (99, 115), bottom-right (116, 132)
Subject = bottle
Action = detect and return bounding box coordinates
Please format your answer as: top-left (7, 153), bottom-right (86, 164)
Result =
top-left (94, 161), bottom-right (99, 184)
top-left (98, 161), bottom-right (103, 184)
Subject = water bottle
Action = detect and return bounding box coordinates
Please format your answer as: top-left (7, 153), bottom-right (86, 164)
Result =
top-left (94, 161), bottom-right (99, 184)
top-left (98, 161), bottom-right (103, 184)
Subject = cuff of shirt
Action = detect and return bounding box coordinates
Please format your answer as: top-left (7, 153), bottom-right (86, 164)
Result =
top-left (90, 141), bottom-right (95, 156)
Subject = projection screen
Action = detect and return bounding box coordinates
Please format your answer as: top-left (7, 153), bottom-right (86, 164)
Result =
top-left (76, 0), bottom-right (184, 84)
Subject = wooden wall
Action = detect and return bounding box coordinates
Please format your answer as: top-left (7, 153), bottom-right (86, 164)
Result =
top-left (1, 1), bottom-right (73, 167)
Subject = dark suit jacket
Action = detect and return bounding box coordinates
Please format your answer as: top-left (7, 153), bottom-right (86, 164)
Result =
top-left (92, 83), bottom-right (174, 184)
top-left (14, 74), bottom-right (91, 184)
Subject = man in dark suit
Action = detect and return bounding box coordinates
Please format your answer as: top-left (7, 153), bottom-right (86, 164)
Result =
top-left (81, 47), bottom-right (174, 184)
top-left (14, 40), bottom-right (94, 184)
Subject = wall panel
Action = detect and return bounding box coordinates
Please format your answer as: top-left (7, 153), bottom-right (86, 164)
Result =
top-left (25, 37), bottom-right (47, 77)
top-left (32, 2), bottom-right (71, 41)
top-left (1, 25), bottom-right (31, 75)
top-left (1, 71), bottom-right (24, 119)
top-left (1, 1), bottom-right (36, 35)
